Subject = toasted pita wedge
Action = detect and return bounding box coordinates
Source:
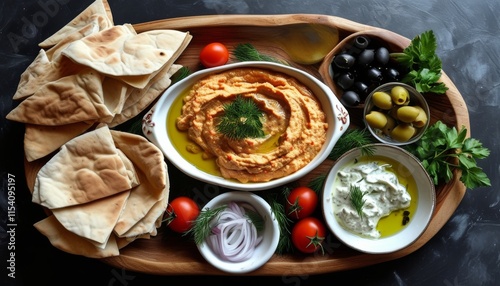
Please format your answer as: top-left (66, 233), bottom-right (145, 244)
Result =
top-left (13, 53), bottom-right (87, 101)
top-left (34, 215), bottom-right (120, 258)
top-left (33, 126), bottom-right (135, 208)
top-left (108, 63), bottom-right (183, 127)
top-left (52, 190), bottom-right (130, 246)
top-left (62, 24), bottom-right (190, 77)
top-left (120, 180), bottom-right (168, 238)
top-left (110, 130), bottom-right (167, 189)
top-left (7, 69), bottom-right (113, 125)
top-left (114, 163), bottom-right (168, 236)
top-left (39, 0), bottom-right (113, 48)
top-left (110, 130), bottom-right (168, 235)
top-left (24, 121), bottom-right (95, 162)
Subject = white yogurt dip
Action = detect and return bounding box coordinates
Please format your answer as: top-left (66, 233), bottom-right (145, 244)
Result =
top-left (331, 161), bottom-right (411, 238)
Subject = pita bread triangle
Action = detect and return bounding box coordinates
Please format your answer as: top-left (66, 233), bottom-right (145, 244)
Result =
top-left (33, 125), bottom-right (136, 209)
top-left (51, 190), bottom-right (131, 246)
top-left (39, 0), bottom-right (114, 48)
top-left (34, 215), bottom-right (120, 258)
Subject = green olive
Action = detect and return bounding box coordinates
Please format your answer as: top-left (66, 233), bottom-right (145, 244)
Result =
top-left (413, 106), bottom-right (428, 127)
top-left (382, 115), bottom-right (397, 135)
top-left (390, 86), bottom-right (410, 105)
top-left (365, 110), bottom-right (387, 129)
top-left (391, 123), bottom-right (416, 142)
top-left (397, 106), bottom-right (420, 123)
top-left (372, 91), bottom-right (393, 110)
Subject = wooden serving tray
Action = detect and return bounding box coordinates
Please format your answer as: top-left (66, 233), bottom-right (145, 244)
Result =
top-left (24, 14), bottom-right (469, 275)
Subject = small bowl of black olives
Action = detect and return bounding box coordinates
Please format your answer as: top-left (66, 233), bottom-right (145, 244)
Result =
top-left (363, 82), bottom-right (430, 145)
top-left (319, 30), bottom-right (410, 109)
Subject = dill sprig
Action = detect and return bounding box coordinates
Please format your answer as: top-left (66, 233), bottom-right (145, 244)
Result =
top-left (216, 95), bottom-right (265, 140)
top-left (328, 128), bottom-right (376, 161)
top-left (232, 43), bottom-right (287, 64)
top-left (186, 205), bottom-right (227, 245)
top-left (245, 209), bottom-right (265, 232)
top-left (308, 173), bottom-right (327, 194)
top-left (349, 185), bottom-right (366, 218)
top-left (265, 192), bottom-right (293, 254)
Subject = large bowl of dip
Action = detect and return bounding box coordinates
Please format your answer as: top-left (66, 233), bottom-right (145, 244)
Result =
top-left (143, 61), bottom-right (350, 191)
top-left (322, 143), bottom-right (435, 254)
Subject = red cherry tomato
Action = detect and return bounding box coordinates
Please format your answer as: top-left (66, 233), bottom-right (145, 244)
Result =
top-left (199, 42), bottom-right (229, 68)
top-left (165, 196), bottom-right (200, 233)
top-left (285, 186), bottom-right (318, 220)
top-left (291, 217), bottom-right (326, 254)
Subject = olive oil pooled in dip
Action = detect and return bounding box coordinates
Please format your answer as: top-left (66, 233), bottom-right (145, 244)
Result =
top-left (331, 156), bottom-right (418, 238)
top-left (167, 87), bottom-right (221, 176)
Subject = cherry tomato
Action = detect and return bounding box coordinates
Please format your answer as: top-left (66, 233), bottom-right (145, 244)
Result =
top-left (291, 217), bottom-right (326, 254)
top-left (199, 42), bottom-right (229, 68)
top-left (164, 196), bottom-right (200, 233)
top-left (285, 186), bottom-right (318, 220)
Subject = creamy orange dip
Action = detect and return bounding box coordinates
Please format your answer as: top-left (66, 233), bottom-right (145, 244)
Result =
top-left (176, 68), bottom-right (327, 183)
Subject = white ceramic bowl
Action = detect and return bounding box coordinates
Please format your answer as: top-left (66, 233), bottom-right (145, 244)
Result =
top-left (322, 144), bottom-right (435, 254)
top-left (196, 191), bottom-right (279, 274)
top-left (143, 61), bottom-right (350, 191)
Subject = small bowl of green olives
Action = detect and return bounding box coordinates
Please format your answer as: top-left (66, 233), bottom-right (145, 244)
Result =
top-left (363, 82), bottom-right (430, 145)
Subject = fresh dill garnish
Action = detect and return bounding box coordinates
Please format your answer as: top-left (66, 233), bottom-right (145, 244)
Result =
top-left (349, 185), bottom-right (366, 218)
top-left (232, 43), bottom-right (287, 64)
top-left (186, 205), bottom-right (227, 245)
top-left (245, 209), bottom-right (265, 232)
top-left (216, 95), bottom-right (265, 140)
top-left (265, 192), bottom-right (293, 254)
top-left (308, 173), bottom-right (327, 194)
top-left (328, 128), bottom-right (376, 161)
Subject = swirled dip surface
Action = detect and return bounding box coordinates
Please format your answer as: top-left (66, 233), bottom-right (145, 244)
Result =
top-left (176, 68), bottom-right (327, 183)
top-left (331, 161), bottom-right (411, 238)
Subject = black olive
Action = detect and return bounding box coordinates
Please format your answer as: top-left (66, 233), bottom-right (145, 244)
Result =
top-left (354, 36), bottom-right (370, 49)
top-left (357, 49), bottom-right (375, 67)
top-left (366, 67), bottom-right (383, 82)
top-left (385, 67), bottom-right (401, 82)
top-left (375, 47), bottom-right (390, 65)
top-left (353, 81), bottom-right (370, 97)
top-left (340, 90), bottom-right (361, 107)
top-left (333, 53), bottom-right (356, 69)
top-left (336, 72), bottom-right (355, 90)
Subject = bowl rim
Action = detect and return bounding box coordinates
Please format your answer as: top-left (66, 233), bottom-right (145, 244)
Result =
top-left (321, 143), bottom-right (436, 254)
top-left (143, 61), bottom-right (350, 191)
top-left (363, 82), bottom-right (430, 146)
top-left (196, 191), bottom-right (280, 274)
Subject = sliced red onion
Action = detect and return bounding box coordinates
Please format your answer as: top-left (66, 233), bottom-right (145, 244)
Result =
top-left (207, 201), bottom-right (263, 262)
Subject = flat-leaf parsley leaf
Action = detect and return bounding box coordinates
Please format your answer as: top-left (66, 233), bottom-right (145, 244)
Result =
top-left (406, 121), bottom-right (491, 189)
top-left (390, 30), bottom-right (448, 94)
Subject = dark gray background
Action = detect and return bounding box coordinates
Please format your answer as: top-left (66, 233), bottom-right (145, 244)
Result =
top-left (1, 0), bottom-right (499, 285)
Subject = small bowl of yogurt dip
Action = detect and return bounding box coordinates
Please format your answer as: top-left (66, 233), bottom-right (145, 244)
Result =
top-left (322, 143), bottom-right (435, 254)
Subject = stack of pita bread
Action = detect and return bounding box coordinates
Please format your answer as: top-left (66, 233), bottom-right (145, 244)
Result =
top-left (33, 125), bottom-right (170, 258)
top-left (6, 0), bottom-right (192, 257)
top-left (6, 0), bottom-right (192, 162)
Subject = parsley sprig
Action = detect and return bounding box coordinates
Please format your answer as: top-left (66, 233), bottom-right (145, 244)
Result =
top-left (406, 121), bottom-right (491, 189)
top-left (390, 30), bottom-right (448, 94)
top-left (216, 95), bottom-right (265, 140)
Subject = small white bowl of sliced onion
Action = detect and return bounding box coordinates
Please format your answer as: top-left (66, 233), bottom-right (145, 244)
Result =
top-left (196, 191), bottom-right (280, 274)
